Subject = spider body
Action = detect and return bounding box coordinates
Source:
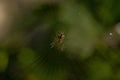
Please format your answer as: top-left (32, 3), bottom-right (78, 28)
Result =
top-left (57, 32), bottom-right (65, 43)
top-left (50, 32), bottom-right (65, 51)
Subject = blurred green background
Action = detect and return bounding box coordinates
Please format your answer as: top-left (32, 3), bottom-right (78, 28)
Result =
top-left (0, 0), bottom-right (120, 80)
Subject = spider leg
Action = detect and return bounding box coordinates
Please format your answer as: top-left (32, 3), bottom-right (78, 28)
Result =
top-left (60, 43), bottom-right (64, 51)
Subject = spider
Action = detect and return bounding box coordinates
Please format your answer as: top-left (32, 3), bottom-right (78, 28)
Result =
top-left (50, 32), bottom-right (65, 51)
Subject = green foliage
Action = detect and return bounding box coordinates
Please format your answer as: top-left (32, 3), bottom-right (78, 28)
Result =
top-left (1, 0), bottom-right (120, 80)
top-left (0, 51), bottom-right (8, 72)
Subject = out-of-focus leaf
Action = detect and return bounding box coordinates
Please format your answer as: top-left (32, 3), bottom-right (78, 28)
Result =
top-left (0, 51), bottom-right (8, 72)
top-left (18, 48), bottom-right (36, 67)
top-left (87, 59), bottom-right (112, 80)
top-left (59, 2), bottom-right (101, 59)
